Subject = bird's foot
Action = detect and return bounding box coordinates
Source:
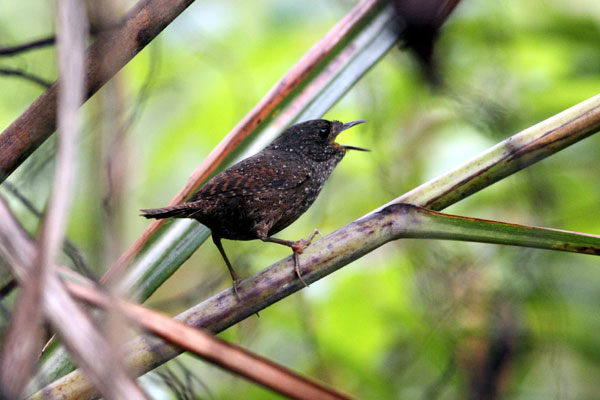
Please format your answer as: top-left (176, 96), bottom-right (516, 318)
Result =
top-left (291, 228), bottom-right (322, 254)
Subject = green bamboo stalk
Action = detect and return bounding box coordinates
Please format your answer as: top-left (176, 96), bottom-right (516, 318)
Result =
top-left (398, 205), bottom-right (600, 254)
top-left (382, 94), bottom-right (600, 212)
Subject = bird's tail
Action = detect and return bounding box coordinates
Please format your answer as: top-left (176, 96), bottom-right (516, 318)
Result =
top-left (140, 204), bottom-right (197, 219)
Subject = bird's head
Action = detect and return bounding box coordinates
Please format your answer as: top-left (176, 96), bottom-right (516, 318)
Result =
top-left (270, 119), bottom-right (369, 162)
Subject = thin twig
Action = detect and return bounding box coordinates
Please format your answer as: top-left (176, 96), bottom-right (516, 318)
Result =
top-left (0, 67), bottom-right (52, 88)
top-left (0, 279), bottom-right (17, 298)
top-left (0, 22), bottom-right (123, 57)
top-left (0, 37), bottom-right (55, 56)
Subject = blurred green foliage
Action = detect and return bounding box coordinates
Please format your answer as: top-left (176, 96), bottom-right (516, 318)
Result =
top-left (1, 0), bottom-right (600, 398)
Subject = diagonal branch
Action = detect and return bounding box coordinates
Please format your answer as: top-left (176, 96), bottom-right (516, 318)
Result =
top-left (380, 93), bottom-right (600, 212)
top-left (0, 22), bottom-right (124, 57)
top-left (0, 0), bottom-right (196, 181)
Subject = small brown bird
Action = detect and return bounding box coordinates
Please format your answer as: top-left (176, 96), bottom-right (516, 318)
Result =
top-left (141, 119), bottom-right (368, 295)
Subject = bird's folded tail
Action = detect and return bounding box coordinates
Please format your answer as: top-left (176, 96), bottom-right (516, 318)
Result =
top-left (140, 203), bottom-right (197, 219)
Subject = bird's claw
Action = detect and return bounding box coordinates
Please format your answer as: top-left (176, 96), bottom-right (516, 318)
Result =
top-left (293, 252), bottom-right (309, 287)
top-left (232, 279), bottom-right (241, 300)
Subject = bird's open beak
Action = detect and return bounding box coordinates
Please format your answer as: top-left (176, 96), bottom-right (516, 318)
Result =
top-left (341, 120), bottom-right (367, 131)
top-left (339, 120), bottom-right (370, 151)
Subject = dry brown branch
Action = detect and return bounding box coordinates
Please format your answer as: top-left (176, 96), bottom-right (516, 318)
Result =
top-left (101, 0), bottom-right (382, 285)
top-left (0, 0), bottom-right (196, 181)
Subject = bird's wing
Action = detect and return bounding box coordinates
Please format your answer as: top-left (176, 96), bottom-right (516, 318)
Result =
top-left (190, 153), bottom-right (310, 201)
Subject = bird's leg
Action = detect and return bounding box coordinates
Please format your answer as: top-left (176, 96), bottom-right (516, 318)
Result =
top-left (257, 229), bottom-right (322, 287)
top-left (212, 235), bottom-right (241, 298)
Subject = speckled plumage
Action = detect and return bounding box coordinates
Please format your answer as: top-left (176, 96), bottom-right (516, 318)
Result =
top-left (141, 119), bottom-right (367, 294)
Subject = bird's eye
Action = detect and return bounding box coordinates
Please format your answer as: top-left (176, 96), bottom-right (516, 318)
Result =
top-left (319, 127), bottom-right (329, 138)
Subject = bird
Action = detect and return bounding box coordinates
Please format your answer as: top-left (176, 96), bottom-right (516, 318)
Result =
top-left (141, 119), bottom-right (368, 296)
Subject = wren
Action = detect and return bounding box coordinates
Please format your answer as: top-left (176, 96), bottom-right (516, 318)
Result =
top-left (141, 119), bottom-right (368, 295)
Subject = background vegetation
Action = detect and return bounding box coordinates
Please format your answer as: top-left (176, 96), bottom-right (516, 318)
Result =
top-left (1, 0), bottom-right (599, 398)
